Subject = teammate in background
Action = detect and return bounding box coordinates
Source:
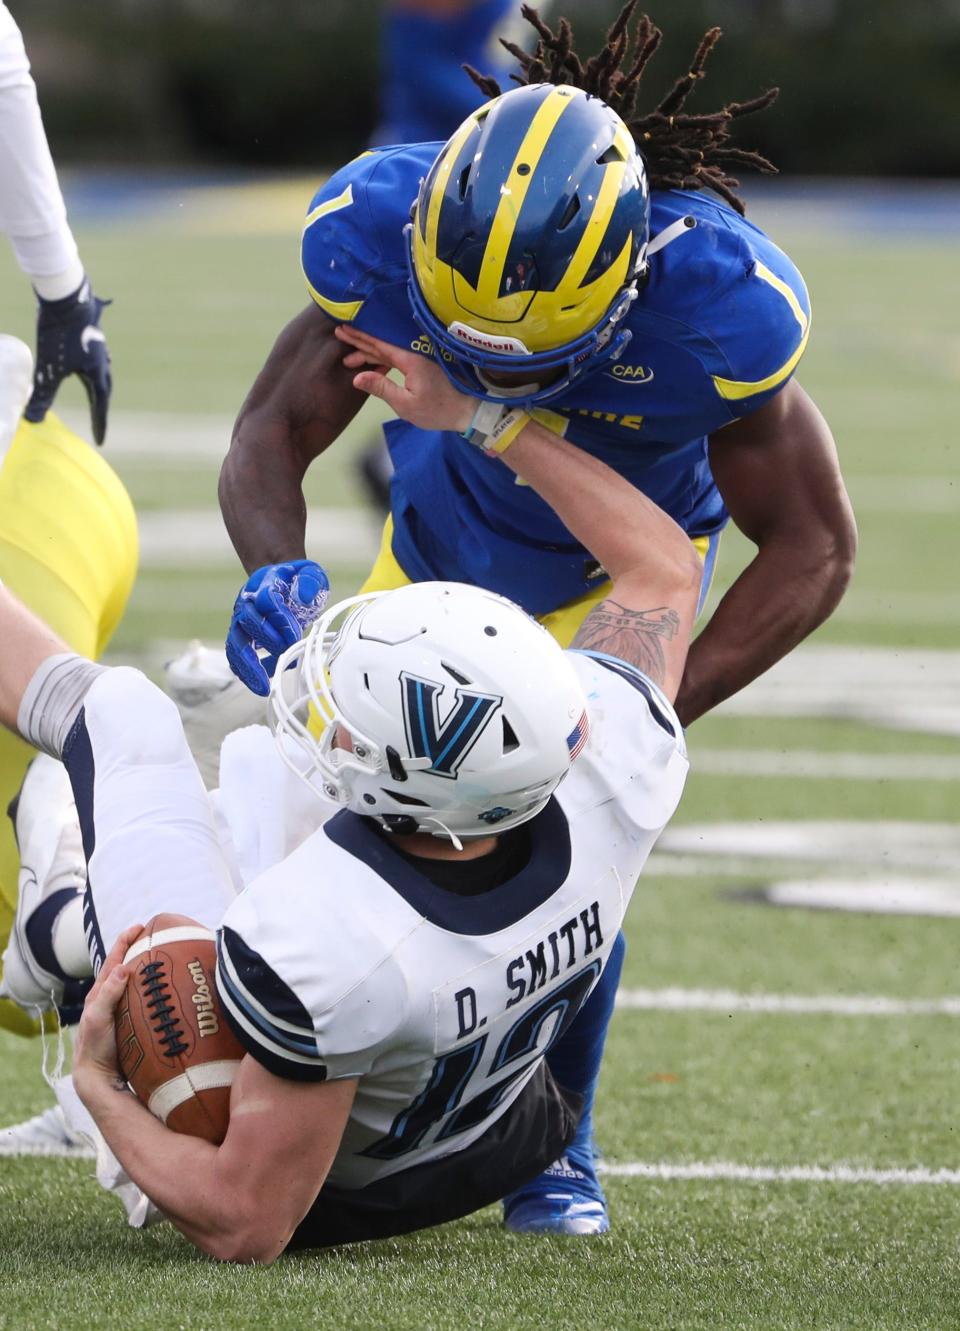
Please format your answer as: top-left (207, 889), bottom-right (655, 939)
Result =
top-left (0, 3), bottom-right (128, 1056)
top-left (0, 3), bottom-right (128, 1048)
top-left (0, 342), bottom-right (699, 1258)
top-left (377, 0), bottom-right (526, 146)
top-left (220, 6), bottom-right (855, 1232)
top-left (0, 330), bottom-right (135, 1058)
top-left (356, 0), bottom-right (540, 510)
top-left (0, 1), bottom-right (112, 443)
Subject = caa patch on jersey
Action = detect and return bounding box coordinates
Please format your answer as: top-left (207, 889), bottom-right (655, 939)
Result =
top-left (116, 913), bottom-right (243, 1144)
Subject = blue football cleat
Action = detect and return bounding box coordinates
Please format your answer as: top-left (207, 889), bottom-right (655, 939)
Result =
top-left (503, 1148), bottom-right (609, 1235)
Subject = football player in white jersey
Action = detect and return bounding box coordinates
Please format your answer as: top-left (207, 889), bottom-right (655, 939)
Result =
top-left (0, 2), bottom-right (132, 1054)
top-left (0, 333), bottom-right (700, 1259)
top-left (0, 1), bottom-right (112, 438)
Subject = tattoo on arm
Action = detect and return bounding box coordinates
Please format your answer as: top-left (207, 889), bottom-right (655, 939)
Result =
top-left (571, 600), bottom-right (680, 686)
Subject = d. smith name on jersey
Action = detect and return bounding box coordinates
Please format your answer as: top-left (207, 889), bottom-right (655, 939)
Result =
top-left (506, 901), bottom-right (603, 1008)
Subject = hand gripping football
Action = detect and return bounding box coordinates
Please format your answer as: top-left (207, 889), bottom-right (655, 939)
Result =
top-left (115, 913), bottom-right (244, 1144)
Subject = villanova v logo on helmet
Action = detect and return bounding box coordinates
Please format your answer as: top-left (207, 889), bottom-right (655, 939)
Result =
top-left (400, 672), bottom-right (502, 778)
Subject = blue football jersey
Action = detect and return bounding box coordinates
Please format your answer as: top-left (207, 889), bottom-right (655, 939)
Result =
top-left (301, 145), bottom-right (811, 615)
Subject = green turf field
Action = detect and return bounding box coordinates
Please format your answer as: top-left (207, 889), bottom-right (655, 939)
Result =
top-left (0, 180), bottom-right (959, 1329)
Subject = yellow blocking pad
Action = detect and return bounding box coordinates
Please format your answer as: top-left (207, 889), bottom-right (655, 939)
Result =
top-left (358, 516), bottom-right (713, 648)
top-left (0, 413), bottom-right (138, 1036)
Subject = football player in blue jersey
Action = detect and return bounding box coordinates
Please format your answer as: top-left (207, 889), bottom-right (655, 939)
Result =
top-left (220, 3), bottom-right (856, 1234)
top-left (222, 2), bottom-right (855, 722)
top-left (358, 0), bottom-right (535, 508)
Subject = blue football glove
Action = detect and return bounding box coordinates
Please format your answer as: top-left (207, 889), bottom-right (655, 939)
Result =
top-left (24, 276), bottom-right (112, 445)
top-left (226, 560), bottom-right (330, 697)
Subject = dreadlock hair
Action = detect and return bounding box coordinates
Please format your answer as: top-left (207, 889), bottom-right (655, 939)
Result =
top-left (464, 2), bottom-right (778, 215)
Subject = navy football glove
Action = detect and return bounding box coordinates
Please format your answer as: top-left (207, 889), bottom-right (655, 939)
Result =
top-left (24, 277), bottom-right (112, 445)
top-left (226, 560), bottom-right (330, 697)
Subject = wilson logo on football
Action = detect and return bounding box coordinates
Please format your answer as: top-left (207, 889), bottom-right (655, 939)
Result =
top-left (187, 959), bottom-right (220, 1037)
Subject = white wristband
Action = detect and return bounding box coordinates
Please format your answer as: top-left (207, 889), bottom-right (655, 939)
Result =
top-left (460, 400), bottom-right (506, 448)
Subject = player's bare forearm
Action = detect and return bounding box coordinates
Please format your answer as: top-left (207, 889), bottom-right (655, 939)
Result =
top-left (503, 422), bottom-right (700, 591)
top-left (76, 945), bottom-right (294, 1262)
top-left (0, 584), bottom-right (69, 732)
top-left (76, 1073), bottom-right (244, 1256)
top-left (73, 938), bottom-right (230, 1248)
top-left (572, 601), bottom-right (682, 684)
top-left (219, 306), bottom-right (366, 574)
top-left (78, 1062), bottom-right (354, 1264)
top-left (219, 417), bottom-right (312, 573)
top-left (334, 325), bottom-right (701, 700)
top-left (675, 380), bottom-right (856, 726)
top-left (336, 323), bottom-right (699, 599)
top-left (675, 537), bottom-right (851, 725)
top-left (505, 421), bottom-right (701, 699)
top-left (76, 947), bottom-right (357, 1264)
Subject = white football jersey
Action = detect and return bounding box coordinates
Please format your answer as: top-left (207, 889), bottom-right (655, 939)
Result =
top-left (57, 669), bottom-right (330, 972)
top-left (216, 650), bottom-right (687, 1189)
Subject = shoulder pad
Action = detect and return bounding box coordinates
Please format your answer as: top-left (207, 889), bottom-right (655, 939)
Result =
top-left (300, 145), bottom-right (436, 327)
top-left (216, 859), bottom-right (409, 1080)
top-left (642, 193), bottom-right (811, 412)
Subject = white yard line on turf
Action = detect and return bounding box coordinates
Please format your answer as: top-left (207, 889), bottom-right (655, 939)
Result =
top-left (0, 1136), bottom-right (94, 1159)
top-left (616, 987), bottom-right (960, 1016)
top-left (136, 508), bottom-right (379, 565)
top-left (655, 820), bottom-right (960, 872)
top-left (54, 408), bottom-right (957, 512)
top-left (57, 409), bottom-right (234, 459)
top-left (598, 1161), bottom-right (960, 1185)
top-left (846, 473), bottom-right (958, 514)
top-left (814, 588), bottom-right (960, 624)
top-left (715, 646), bottom-right (960, 737)
top-left (57, 405), bottom-right (390, 459)
top-left (691, 749), bottom-right (960, 781)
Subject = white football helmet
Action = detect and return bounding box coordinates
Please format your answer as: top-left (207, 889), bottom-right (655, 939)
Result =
top-left (268, 582), bottom-right (590, 841)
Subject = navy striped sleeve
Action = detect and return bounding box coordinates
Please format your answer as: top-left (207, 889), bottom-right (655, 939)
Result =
top-left (216, 926), bottom-right (327, 1083)
top-left (62, 709), bottom-right (107, 972)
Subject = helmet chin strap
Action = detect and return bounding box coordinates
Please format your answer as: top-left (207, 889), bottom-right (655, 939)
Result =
top-left (420, 816), bottom-right (465, 852)
top-left (646, 214), bottom-right (698, 257)
top-left (378, 811), bottom-right (466, 851)
top-left (475, 370), bottom-right (542, 400)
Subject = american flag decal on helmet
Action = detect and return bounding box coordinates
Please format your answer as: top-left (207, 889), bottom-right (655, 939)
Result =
top-left (566, 710), bottom-right (589, 761)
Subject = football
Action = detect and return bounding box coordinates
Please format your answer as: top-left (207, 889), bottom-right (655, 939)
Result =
top-left (115, 913), bottom-right (244, 1144)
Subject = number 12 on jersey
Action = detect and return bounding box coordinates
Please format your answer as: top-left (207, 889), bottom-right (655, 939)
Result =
top-left (362, 962), bottom-right (601, 1161)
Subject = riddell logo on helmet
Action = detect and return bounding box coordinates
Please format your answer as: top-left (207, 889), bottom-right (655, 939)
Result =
top-left (448, 322), bottom-right (531, 356)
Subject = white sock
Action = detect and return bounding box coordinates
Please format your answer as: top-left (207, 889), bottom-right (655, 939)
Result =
top-left (51, 894), bottom-right (92, 980)
top-left (17, 654), bottom-right (107, 759)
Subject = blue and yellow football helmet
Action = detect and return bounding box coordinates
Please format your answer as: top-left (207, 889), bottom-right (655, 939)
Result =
top-left (407, 83), bottom-right (650, 406)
